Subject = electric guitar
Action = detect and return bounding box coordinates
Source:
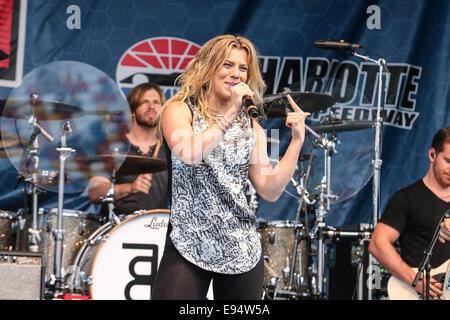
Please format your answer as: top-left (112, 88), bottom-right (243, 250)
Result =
top-left (387, 259), bottom-right (450, 300)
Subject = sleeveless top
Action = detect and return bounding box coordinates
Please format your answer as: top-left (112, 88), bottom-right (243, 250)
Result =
top-left (169, 100), bottom-right (261, 274)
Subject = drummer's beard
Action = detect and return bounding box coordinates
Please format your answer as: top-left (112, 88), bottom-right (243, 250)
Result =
top-left (135, 113), bottom-right (157, 128)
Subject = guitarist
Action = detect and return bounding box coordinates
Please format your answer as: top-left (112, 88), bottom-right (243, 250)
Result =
top-left (369, 127), bottom-right (450, 299)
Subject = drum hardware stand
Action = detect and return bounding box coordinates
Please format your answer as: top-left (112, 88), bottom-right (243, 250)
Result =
top-left (21, 93), bottom-right (55, 253)
top-left (69, 221), bottom-right (113, 292)
top-left (350, 237), bottom-right (366, 299)
top-left (309, 130), bottom-right (339, 299)
top-left (49, 121), bottom-right (75, 296)
top-left (287, 146), bottom-right (315, 295)
top-left (101, 170), bottom-right (121, 226)
top-left (349, 51), bottom-right (387, 300)
top-left (286, 124), bottom-right (340, 299)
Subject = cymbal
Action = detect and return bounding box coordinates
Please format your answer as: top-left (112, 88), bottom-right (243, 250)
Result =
top-left (2, 99), bottom-right (83, 120)
top-left (263, 92), bottom-right (336, 117)
top-left (77, 110), bottom-right (129, 122)
top-left (0, 131), bottom-right (27, 158)
top-left (76, 154), bottom-right (167, 176)
top-left (309, 120), bottom-right (376, 134)
top-left (80, 110), bottom-right (127, 117)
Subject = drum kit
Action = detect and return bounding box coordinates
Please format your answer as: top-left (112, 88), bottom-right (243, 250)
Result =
top-left (0, 65), bottom-right (376, 300)
top-left (0, 60), bottom-right (175, 300)
top-left (0, 92), bottom-right (170, 300)
top-left (257, 91), bottom-right (376, 300)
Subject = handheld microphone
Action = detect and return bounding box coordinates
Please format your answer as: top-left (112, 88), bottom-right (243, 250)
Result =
top-left (314, 39), bottom-right (361, 50)
top-left (242, 95), bottom-right (259, 118)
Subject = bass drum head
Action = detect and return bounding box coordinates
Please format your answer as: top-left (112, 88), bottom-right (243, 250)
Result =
top-left (90, 209), bottom-right (169, 300)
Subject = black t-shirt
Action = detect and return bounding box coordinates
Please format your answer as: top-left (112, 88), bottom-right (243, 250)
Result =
top-left (99, 141), bottom-right (169, 216)
top-left (380, 179), bottom-right (450, 268)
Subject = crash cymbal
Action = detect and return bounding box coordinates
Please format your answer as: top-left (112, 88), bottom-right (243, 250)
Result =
top-left (309, 120), bottom-right (376, 134)
top-left (117, 155), bottom-right (167, 176)
top-left (1, 61), bottom-right (131, 194)
top-left (80, 110), bottom-right (127, 117)
top-left (77, 110), bottom-right (129, 122)
top-left (76, 154), bottom-right (167, 176)
top-left (263, 92), bottom-right (336, 117)
top-left (2, 99), bottom-right (83, 120)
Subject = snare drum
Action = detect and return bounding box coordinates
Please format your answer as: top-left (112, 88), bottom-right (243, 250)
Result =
top-left (257, 220), bottom-right (310, 298)
top-left (69, 209), bottom-right (170, 300)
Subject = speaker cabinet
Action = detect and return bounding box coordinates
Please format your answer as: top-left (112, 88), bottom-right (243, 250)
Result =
top-left (0, 251), bottom-right (44, 300)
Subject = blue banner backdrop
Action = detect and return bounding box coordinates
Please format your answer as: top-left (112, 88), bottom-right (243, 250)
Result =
top-left (0, 0), bottom-right (449, 227)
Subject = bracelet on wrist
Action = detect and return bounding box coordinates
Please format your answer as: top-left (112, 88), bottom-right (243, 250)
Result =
top-left (214, 119), bottom-right (227, 132)
top-left (219, 117), bottom-right (231, 130)
top-left (221, 115), bottom-right (232, 127)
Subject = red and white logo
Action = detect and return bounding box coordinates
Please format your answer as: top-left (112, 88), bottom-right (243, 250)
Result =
top-left (0, 0), bottom-right (27, 87)
top-left (116, 37), bottom-right (201, 99)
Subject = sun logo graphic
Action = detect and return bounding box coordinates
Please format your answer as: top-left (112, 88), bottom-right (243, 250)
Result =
top-left (116, 37), bottom-right (201, 99)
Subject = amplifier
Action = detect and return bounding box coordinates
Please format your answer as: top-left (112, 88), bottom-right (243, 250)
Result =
top-left (0, 251), bottom-right (44, 300)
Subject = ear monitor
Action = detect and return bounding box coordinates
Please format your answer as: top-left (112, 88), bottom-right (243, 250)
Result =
top-left (431, 152), bottom-right (435, 159)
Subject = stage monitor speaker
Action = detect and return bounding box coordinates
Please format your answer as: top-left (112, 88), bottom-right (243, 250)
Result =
top-left (0, 251), bottom-right (44, 300)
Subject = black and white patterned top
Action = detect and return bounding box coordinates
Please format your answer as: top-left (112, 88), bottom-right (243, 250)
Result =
top-left (169, 100), bottom-right (261, 274)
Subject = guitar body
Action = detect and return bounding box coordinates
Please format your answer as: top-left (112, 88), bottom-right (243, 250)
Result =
top-left (443, 261), bottom-right (450, 300)
top-left (387, 259), bottom-right (449, 300)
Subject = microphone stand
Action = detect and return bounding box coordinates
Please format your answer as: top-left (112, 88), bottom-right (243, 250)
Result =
top-left (349, 50), bottom-right (387, 300)
top-left (411, 208), bottom-right (449, 300)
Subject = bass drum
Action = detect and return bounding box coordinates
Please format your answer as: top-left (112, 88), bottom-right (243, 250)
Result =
top-left (69, 209), bottom-right (170, 300)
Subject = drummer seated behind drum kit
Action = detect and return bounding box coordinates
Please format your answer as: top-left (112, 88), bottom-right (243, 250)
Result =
top-left (0, 90), bottom-right (376, 300)
top-left (0, 90), bottom-right (170, 300)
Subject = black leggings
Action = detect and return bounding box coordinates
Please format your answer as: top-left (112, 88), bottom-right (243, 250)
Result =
top-left (151, 235), bottom-right (264, 300)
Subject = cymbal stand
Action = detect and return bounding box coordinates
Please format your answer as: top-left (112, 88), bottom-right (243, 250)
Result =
top-left (287, 146), bottom-right (315, 294)
top-left (23, 94), bottom-right (55, 252)
top-left (24, 132), bottom-right (40, 253)
top-left (310, 131), bottom-right (339, 298)
top-left (350, 51), bottom-right (387, 300)
top-left (51, 121), bottom-right (75, 295)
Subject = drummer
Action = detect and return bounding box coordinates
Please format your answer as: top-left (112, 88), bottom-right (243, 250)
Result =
top-left (88, 83), bottom-right (169, 217)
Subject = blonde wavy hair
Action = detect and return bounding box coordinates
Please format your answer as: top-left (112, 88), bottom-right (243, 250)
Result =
top-left (158, 34), bottom-right (266, 140)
